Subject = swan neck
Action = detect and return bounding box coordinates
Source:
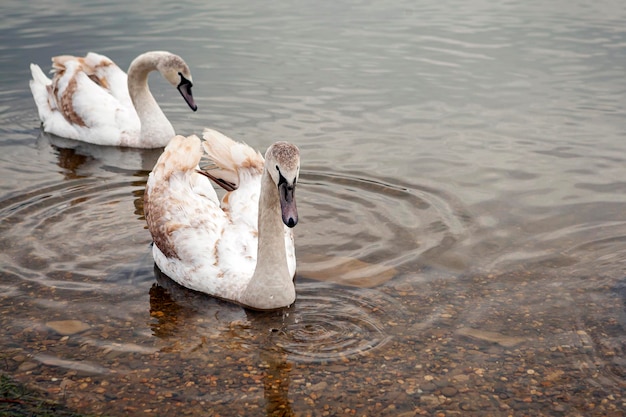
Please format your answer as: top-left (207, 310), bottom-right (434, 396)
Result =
top-left (256, 170), bottom-right (289, 275)
top-left (127, 53), bottom-right (158, 111)
top-left (241, 169), bottom-right (295, 309)
top-left (127, 52), bottom-right (174, 146)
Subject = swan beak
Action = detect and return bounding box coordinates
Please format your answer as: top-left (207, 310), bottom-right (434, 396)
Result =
top-left (177, 75), bottom-right (198, 111)
top-left (279, 182), bottom-right (298, 228)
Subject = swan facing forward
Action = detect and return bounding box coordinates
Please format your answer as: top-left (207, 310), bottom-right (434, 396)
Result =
top-left (144, 129), bottom-right (300, 310)
top-left (29, 51), bottom-right (197, 148)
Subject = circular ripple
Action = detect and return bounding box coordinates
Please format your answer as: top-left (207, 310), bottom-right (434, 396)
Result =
top-left (296, 169), bottom-right (471, 286)
top-left (0, 165), bottom-right (152, 294)
top-left (150, 273), bottom-right (401, 363)
top-left (268, 282), bottom-right (401, 363)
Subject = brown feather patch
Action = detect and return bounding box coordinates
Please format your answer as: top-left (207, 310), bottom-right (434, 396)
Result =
top-left (240, 154), bottom-right (264, 173)
top-left (58, 75), bottom-right (87, 127)
top-left (87, 73), bottom-right (109, 89)
top-left (144, 195), bottom-right (181, 260)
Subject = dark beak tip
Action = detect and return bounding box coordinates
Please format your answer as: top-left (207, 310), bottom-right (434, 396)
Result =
top-left (283, 215), bottom-right (298, 228)
top-left (185, 97), bottom-right (197, 111)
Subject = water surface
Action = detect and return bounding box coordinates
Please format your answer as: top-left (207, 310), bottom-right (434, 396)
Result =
top-left (1, 0), bottom-right (625, 415)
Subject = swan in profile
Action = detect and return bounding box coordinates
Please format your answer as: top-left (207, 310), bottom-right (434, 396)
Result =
top-left (29, 51), bottom-right (197, 148)
top-left (144, 129), bottom-right (300, 310)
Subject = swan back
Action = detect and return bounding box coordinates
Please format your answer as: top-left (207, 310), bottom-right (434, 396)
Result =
top-left (52, 52), bottom-right (131, 107)
top-left (29, 56), bottom-right (140, 145)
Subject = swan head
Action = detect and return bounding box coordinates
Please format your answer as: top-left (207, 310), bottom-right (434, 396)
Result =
top-left (157, 54), bottom-right (198, 112)
top-left (265, 142), bottom-right (300, 228)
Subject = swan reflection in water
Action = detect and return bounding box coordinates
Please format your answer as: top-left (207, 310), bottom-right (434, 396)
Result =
top-left (37, 130), bottom-right (164, 176)
top-left (149, 264), bottom-right (398, 414)
top-left (36, 130), bottom-right (162, 220)
top-left (149, 266), bottom-right (295, 416)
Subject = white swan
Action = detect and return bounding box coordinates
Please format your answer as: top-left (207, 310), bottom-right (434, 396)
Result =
top-left (144, 129), bottom-right (300, 310)
top-left (29, 51), bottom-right (197, 148)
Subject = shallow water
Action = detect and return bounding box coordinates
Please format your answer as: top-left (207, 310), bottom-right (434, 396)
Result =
top-left (1, 0), bottom-right (625, 415)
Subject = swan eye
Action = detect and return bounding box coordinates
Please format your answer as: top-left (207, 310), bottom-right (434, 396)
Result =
top-left (275, 164), bottom-right (280, 171)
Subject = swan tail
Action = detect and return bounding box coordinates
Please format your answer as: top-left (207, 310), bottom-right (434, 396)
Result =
top-left (201, 128), bottom-right (264, 188)
top-left (29, 63), bottom-right (55, 122)
top-left (30, 63), bottom-right (51, 86)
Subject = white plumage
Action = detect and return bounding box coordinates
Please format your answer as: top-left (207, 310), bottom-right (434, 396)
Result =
top-left (144, 129), bottom-right (301, 310)
top-left (29, 51), bottom-right (197, 148)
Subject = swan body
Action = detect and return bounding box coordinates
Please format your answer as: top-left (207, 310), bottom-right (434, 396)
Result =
top-left (29, 51), bottom-right (197, 148)
top-left (144, 129), bottom-right (300, 310)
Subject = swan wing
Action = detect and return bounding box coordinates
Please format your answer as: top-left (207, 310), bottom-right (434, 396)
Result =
top-left (201, 128), bottom-right (264, 191)
top-left (146, 135), bottom-right (254, 297)
top-left (30, 54), bottom-right (140, 145)
top-left (199, 129), bottom-right (265, 274)
top-left (77, 52), bottom-right (133, 108)
top-left (201, 128), bottom-right (265, 220)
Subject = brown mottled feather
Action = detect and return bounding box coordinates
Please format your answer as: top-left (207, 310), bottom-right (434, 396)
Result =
top-left (57, 75), bottom-right (86, 127)
top-left (144, 135), bottom-right (205, 260)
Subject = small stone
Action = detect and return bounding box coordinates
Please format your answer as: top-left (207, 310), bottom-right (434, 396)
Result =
top-left (310, 381), bottom-right (328, 391)
top-left (17, 361), bottom-right (38, 372)
top-left (12, 354), bottom-right (27, 362)
top-left (326, 365), bottom-right (349, 372)
top-left (419, 394), bottom-right (440, 406)
top-left (45, 320), bottom-right (90, 336)
top-left (421, 382), bottom-right (437, 392)
top-left (441, 386), bottom-right (458, 397)
top-left (455, 327), bottom-right (525, 347)
top-left (453, 374), bottom-right (470, 382)
top-left (60, 379), bottom-right (75, 390)
top-left (460, 402), bottom-right (477, 411)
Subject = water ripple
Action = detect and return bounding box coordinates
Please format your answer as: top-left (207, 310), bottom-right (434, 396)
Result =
top-left (270, 282), bottom-right (397, 363)
top-left (151, 272), bottom-right (400, 363)
top-left (297, 170), bottom-right (472, 285)
top-left (0, 171), bottom-right (151, 291)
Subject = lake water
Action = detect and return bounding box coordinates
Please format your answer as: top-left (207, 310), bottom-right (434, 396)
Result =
top-left (1, 0), bottom-right (625, 415)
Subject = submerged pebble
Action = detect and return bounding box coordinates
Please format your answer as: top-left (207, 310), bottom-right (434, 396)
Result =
top-left (45, 320), bottom-right (90, 336)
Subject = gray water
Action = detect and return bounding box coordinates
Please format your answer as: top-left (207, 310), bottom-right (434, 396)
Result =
top-left (1, 0), bottom-right (625, 415)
